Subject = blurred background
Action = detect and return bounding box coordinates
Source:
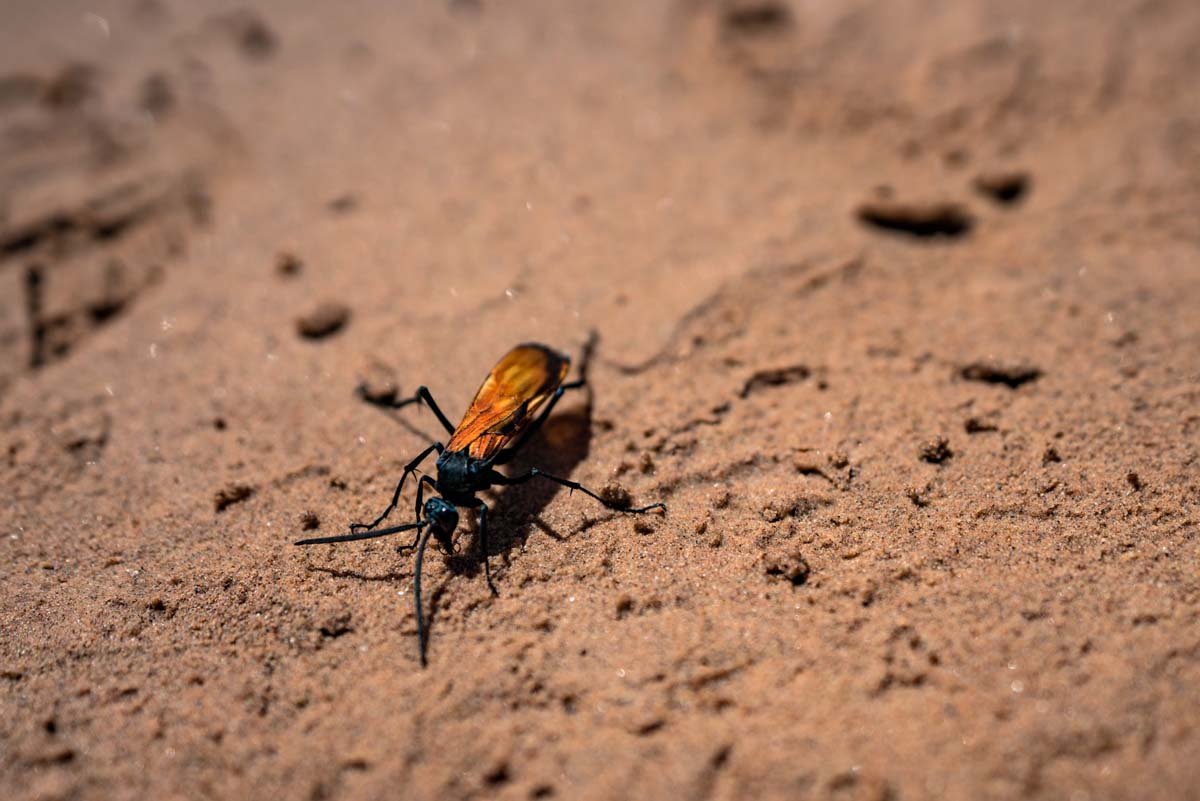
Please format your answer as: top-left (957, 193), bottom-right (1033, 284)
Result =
top-left (2, 2), bottom-right (1199, 800)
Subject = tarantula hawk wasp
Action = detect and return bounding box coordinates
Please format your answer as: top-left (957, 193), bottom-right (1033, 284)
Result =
top-left (296, 335), bottom-right (665, 665)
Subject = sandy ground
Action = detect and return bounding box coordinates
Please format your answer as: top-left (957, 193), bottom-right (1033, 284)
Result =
top-left (2, 1), bottom-right (1200, 799)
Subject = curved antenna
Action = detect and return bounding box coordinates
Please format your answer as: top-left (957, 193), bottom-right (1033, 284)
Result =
top-left (413, 524), bottom-right (436, 667)
top-left (294, 520), bottom-right (426, 546)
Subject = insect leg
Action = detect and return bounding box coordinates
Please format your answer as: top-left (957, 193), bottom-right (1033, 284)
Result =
top-left (350, 442), bottom-right (441, 533)
top-left (412, 474), bottom-right (437, 529)
top-left (357, 385), bottom-right (456, 436)
top-left (413, 524), bottom-right (435, 667)
top-left (489, 468), bottom-right (666, 514)
top-left (475, 501), bottom-right (499, 596)
top-left (560, 329), bottom-right (599, 391)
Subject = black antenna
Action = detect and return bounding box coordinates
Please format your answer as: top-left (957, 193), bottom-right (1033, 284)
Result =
top-left (296, 519), bottom-right (438, 664)
top-left (295, 520), bottom-right (426, 546)
top-left (412, 525), bottom-right (436, 666)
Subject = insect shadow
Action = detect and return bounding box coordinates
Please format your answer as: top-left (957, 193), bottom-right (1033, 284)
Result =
top-left (444, 394), bottom-right (595, 578)
top-left (307, 566), bottom-right (411, 583)
top-left (420, 397), bottom-right (598, 651)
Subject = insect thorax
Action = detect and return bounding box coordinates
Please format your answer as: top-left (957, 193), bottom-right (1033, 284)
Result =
top-left (435, 448), bottom-right (482, 502)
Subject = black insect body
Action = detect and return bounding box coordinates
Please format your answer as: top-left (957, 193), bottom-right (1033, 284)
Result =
top-left (296, 337), bottom-right (665, 665)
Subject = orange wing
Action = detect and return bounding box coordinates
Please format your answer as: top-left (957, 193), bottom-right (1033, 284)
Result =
top-left (445, 343), bottom-right (571, 460)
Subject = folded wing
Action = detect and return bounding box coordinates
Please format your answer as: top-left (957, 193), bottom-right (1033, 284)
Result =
top-left (446, 343), bottom-right (570, 460)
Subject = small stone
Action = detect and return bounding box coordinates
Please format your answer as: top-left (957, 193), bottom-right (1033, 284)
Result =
top-left (214, 484), bottom-right (254, 512)
top-left (918, 436), bottom-right (953, 464)
top-left (761, 500), bottom-right (790, 523)
top-left (225, 11), bottom-right (277, 59)
top-left (297, 302), bottom-right (350, 339)
top-left (762, 548), bottom-right (810, 586)
top-left (276, 251), bottom-right (302, 277)
top-left (905, 486), bottom-right (930, 508)
top-left (318, 610), bottom-right (353, 638)
top-left (958, 361), bottom-right (1041, 389)
top-left (964, 417), bottom-right (998, 433)
top-left (356, 360), bottom-right (400, 404)
top-left (600, 482), bottom-right (633, 508)
top-left (973, 170), bottom-right (1030, 205)
top-left (328, 194), bottom-right (358, 214)
top-left (793, 454), bottom-right (829, 478)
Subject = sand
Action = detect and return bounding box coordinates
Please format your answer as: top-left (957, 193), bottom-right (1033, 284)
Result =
top-left (2, 1), bottom-right (1199, 799)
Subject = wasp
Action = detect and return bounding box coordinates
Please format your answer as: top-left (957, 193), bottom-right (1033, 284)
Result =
top-left (295, 335), bottom-right (665, 665)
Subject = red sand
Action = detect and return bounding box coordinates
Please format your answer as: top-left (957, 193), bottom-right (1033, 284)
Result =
top-left (3, 2), bottom-right (1199, 799)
